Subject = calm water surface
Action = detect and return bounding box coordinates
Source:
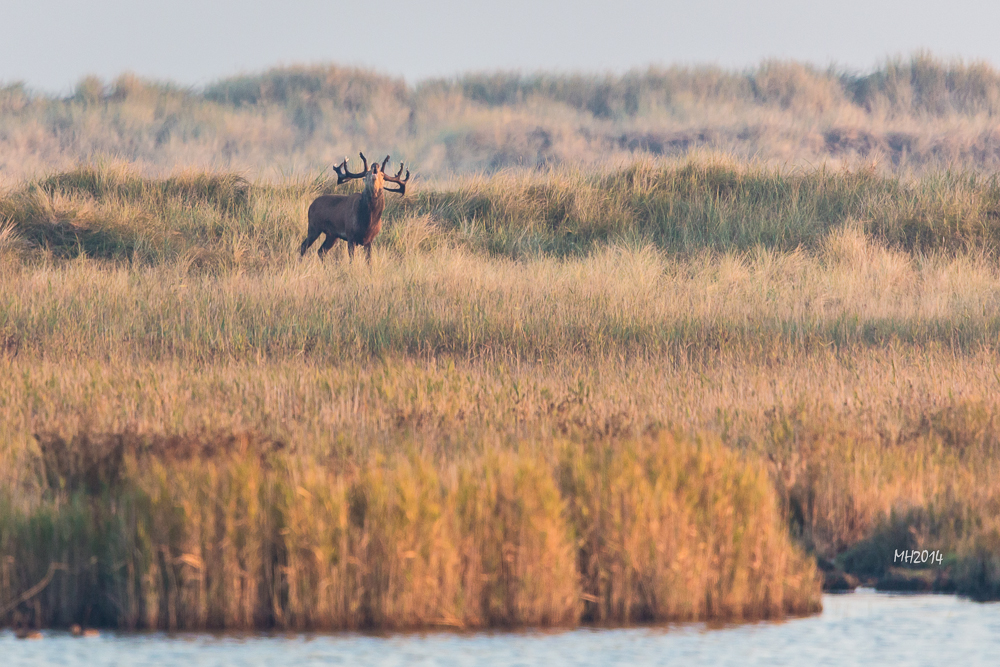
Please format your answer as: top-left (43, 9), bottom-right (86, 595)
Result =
top-left (4, 590), bottom-right (998, 666)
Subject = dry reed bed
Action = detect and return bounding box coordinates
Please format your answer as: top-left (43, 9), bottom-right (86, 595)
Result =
top-left (0, 431), bottom-right (818, 630)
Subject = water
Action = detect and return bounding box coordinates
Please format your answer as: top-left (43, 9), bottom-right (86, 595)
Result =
top-left (4, 590), bottom-right (998, 666)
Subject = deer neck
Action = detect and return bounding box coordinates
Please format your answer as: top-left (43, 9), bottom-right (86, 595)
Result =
top-left (362, 173), bottom-right (384, 207)
top-left (358, 173), bottom-right (386, 238)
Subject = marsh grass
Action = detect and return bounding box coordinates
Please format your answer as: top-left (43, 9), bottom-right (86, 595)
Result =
top-left (1, 160), bottom-right (1000, 629)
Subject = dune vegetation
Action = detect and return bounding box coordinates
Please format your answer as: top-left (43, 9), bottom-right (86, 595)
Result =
top-left (5, 52), bottom-right (1000, 184)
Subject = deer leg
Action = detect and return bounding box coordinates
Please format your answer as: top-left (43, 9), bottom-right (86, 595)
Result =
top-left (317, 234), bottom-right (338, 259)
top-left (347, 242), bottom-right (355, 261)
top-left (299, 228), bottom-right (321, 256)
top-left (364, 244), bottom-right (372, 264)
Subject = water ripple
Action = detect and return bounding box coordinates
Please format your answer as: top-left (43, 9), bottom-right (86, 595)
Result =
top-left (3, 590), bottom-right (998, 667)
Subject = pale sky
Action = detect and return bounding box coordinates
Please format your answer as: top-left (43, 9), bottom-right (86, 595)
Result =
top-left (3, 0), bottom-right (1000, 93)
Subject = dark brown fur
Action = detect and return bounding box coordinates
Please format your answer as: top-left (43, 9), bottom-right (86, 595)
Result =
top-left (299, 167), bottom-right (386, 262)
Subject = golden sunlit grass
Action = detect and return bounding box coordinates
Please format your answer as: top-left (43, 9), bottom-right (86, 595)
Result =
top-left (2, 158), bottom-right (999, 629)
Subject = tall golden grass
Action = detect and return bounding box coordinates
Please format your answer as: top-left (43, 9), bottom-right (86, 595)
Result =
top-left (1, 427), bottom-right (817, 630)
top-left (2, 158), bottom-right (1000, 629)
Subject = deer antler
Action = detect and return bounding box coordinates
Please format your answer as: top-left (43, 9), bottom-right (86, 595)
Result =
top-left (382, 158), bottom-right (410, 196)
top-left (333, 151), bottom-right (369, 184)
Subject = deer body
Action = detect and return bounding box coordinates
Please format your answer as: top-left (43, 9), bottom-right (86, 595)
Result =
top-left (299, 152), bottom-right (408, 262)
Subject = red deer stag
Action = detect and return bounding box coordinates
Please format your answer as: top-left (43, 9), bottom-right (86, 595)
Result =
top-left (299, 152), bottom-right (410, 262)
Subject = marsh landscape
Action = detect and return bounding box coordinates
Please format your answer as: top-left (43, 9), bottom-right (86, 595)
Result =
top-left (1, 56), bottom-right (1000, 652)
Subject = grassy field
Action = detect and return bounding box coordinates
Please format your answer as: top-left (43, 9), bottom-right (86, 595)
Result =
top-left (1, 156), bottom-right (1000, 630)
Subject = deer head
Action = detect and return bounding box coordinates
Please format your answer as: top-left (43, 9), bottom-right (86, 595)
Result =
top-left (333, 152), bottom-right (409, 195)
